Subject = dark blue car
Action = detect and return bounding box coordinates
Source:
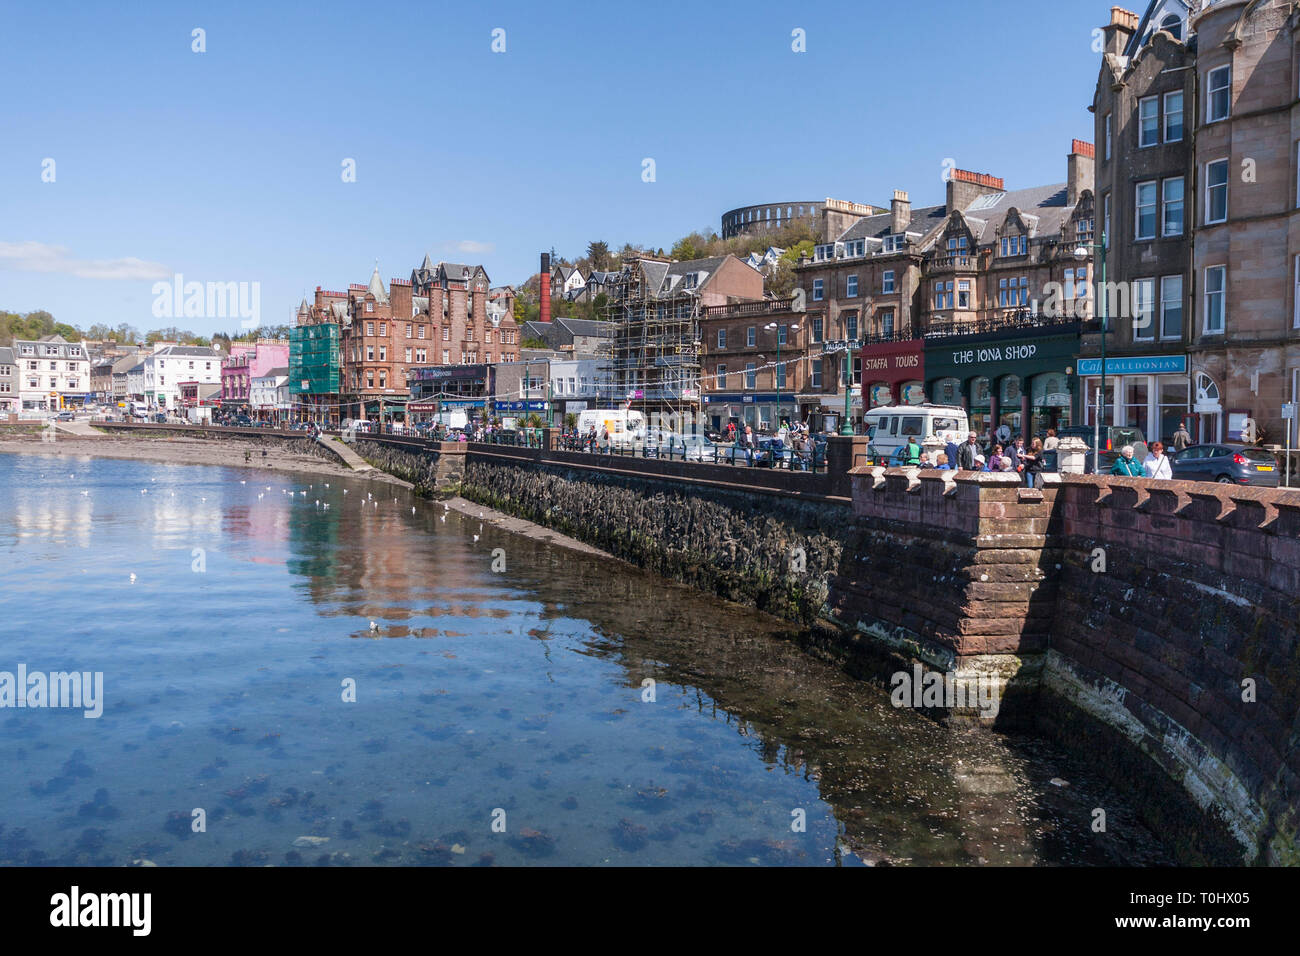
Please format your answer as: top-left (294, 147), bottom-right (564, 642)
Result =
top-left (1169, 444), bottom-right (1279, 487)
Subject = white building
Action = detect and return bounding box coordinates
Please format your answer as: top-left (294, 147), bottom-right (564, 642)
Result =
top-left (250, 366), bottom-right (290, 422)
top-left (143, 344), bottom-right (221, 410)
top-left (13, 336), bottom-right (90, 411)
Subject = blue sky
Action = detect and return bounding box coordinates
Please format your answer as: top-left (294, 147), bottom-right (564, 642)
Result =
top-left (1, 0), bottom-right (1108, 335)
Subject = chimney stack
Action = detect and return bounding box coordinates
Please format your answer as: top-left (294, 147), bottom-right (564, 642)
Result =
top-left (540, 253), bottom-right (551, 327)
top-left (1067, 140), bottom-right (1095, 207)
top-left (1102, 6), bottom-right (1139, 56)
top-left (890, 190), bottom-right (911, 235)
top-left (945, 169), bottom-right (1005, 216)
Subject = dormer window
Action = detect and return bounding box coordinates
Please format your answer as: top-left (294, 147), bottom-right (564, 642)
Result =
top-left (881, 235), bottom-right (905, 254)
top-left (946, 236), bottom-right (969, 257)
top-left (683, 272), bottom-right (699, 290)
top-left (1160, 14), bottom-right (1182, 41)
top-left (999, 235), bottom-right (1028, 257)
top-left (366, 301), bottom-right (374, 313)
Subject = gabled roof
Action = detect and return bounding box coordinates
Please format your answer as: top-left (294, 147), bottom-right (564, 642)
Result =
top-left (554, 317), bottom-right (613, 338)
top-left (1125, 0), bottom-right (1194, 58)
top-left (955, 182), bottom-right (1075, 242)
top-left (0, 347), bottom-right (15, 366)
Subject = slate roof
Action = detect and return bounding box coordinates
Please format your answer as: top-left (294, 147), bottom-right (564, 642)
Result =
top-left (836, 205), bottom-right (948, 243)
top-left (555, 317), bottom-right (614, 338)
top-left (0, 347), bottom-right (15, 367)
top-left (957, 182), bottom-right (1076, 241)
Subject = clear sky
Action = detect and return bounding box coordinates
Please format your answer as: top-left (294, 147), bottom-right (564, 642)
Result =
top-left (0, 0), bottom-right (1110, 336)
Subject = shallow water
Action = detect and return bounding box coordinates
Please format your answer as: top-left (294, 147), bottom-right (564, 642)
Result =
top-left (0, 452), bottom-right (1173, 866)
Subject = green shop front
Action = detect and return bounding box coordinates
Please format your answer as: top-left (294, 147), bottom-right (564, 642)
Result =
top-left (924, 319), bottom-right (1080, 443)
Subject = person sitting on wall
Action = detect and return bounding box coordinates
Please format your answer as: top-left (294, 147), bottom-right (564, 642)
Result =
top-left (1110, 445), bottom-right (1145, 477)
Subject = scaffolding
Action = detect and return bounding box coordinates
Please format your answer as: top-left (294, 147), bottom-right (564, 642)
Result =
top-left (601, 256), bottom-right (704, 428)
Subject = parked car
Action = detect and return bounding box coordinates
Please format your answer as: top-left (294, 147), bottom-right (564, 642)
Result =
top-left (55, 411), bottom-right (74, 422)
top-left (668, 433), bottom-right (718, 461)
top-left (1170, 443), bottom-right (1280, 487)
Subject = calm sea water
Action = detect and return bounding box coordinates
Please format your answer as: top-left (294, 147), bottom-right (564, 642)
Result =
top-left (0, 452), bottom-right (1173, 866)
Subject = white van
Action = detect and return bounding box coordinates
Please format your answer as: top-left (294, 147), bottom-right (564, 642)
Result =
top-left (576, 409), bottom-right (646, 448)
top-left (863, 404), bottom-right (968, 462)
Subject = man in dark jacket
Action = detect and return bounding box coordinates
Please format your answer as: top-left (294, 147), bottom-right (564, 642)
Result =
top-left (956, 432), bottom-right (979, 471)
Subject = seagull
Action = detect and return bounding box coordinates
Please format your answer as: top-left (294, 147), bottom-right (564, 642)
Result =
top-left (80, 491), bottom-right (89, 497)
top-left (439, 514), bottom-right (446, 523)
top-left (129, 573), bottom-right (137, 584)
top-left (140, 489), bottom-right (147, 495)
top-left (240, 480), bottom-right (246, 485)
top-left (369, 621), bottom-right (378, 632)
top-left (411, 507), bottom-right (416, 514)
top-left (473, 534), bottom-right (480, 543)
top-left (343, 489), bottom-right (348, 495)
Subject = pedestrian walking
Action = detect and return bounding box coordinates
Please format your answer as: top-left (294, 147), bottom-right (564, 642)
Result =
top-left (903, 434), bottom-right (922, 467)
top-left (957, 432), bottom-right (979, 471)
top-left (1143, 441), bottom-right (1172, 480)
top-left (1172, 423), bottom-right (1192, 452)
top-left (1110, 445), bottom-right (1144, 477)
top-left (1022, 438), bottom-right (1045, 489)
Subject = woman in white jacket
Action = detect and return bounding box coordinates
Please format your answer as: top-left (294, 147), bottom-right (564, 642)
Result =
top-left (1143, 441), bottom-right (1173, 480)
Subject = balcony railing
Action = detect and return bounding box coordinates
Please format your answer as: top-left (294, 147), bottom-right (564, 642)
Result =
top-left (922, 311), bottom-right (1081, 340)
top-left (929, 255), bottom-right (976, 271)
top-left (702, 297), bottom-right (798, 318)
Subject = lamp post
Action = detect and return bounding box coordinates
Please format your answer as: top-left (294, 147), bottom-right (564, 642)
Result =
top-left (764, 320), bottom-right (799, 432)
top-left (1075, 232), bottom-right (1107, 473)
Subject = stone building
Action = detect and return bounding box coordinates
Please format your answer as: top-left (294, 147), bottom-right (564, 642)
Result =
top-left (0, 347), bottom-right (16, 415)
top-left (794, 147), bottom-right (1096, 436)
top-left (1090, 0), bottom-right (1300, 447)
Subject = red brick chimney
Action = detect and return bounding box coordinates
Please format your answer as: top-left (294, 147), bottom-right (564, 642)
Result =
top-left (1068, 140), bottom-right (1096, 207)
top-left (946, 169), bottom-right (1005, 215)
top-left (540, 253), bottom-right (551, 327)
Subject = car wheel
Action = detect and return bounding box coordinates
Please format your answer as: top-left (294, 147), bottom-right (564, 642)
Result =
top-left (1216, 475), bottom-right (1232, 484)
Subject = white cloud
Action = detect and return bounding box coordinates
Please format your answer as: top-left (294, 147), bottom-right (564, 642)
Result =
top-left (444, 239), bottom-right (495, 255)
top-left (0, 240), bottom-right (170, 280)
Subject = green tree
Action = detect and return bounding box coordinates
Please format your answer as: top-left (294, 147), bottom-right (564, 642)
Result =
top-left (585, 241), bottom-right (612, 272)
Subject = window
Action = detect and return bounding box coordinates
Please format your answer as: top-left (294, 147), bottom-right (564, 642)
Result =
top-left (406, 324), bottom-right (412, 337)
top-left (745, 363), bottom-right (756, 389)
top-left (366, 346), bottom-right (374, 361)
top-left (418, 325), bottom-right (426, 339)
top-left (378, 346), bottom-right (386, 361)
top-left (847, 275), bottom-right (858, 297)
top-left (442, 350), bottom-right (449, 363)
top-left (957, 280), bottom-right (971, 309)
top-left (776, 363), bottom-right (787, 389)
top-left (1162, 177), bottom-right (1184, 236)
top-left (1160, 14), bottom-right (1183, 40)
top-left (1136, 181), bottom-right (1157, 239)
top-left (933, 281), bottom-right (953, 310)
top-left (366, 322), bottom-right (374, 336)
top-left (1103, 193), bottom-right (1111, 247)
top-left (442, 327), bottom-right (450, 341)
top-left (1295, 256), bottom-right (1300, 329)
top-left (810, 360), bottom-right (822, 389)
top-left (1139, 96), bottom-right (1159, 147)
top-left (1205, 160), bottom-right (1228, 224)
top-left (882, 270), bottom-right (895, 294)
top-left (811, 317), bottom-right (823, 343)
top-left (378, 370), bottom-right (387, 388)
top-left (746, 326), bottom-right (756, 347)
top-left (946, 236), bottom-right (968, 257)
top-left (1133, 278), bottom-right (1155, 341)
top-left (1160, 275), bottom-right (1183, 340)
top-left (366, 302), bottom-right (374, 313)
top-left (845, 312), bottom-right (858, 340)
top-left (882, 235), bottom-right (905, 253)
top-left (880, 309), bottom-right (895, 338)
top-left (717, 328), bottom-right (726, 348)
top-left (1206, 66), bottom-right (1231, 123)
top-left (1164, 91), bottom-right (1184, 142)
top-left (716, 364), bottom-right (727, 389)
top-left (1204, 266), bottom-right (1226, 334)
top-left (1104, 113), bottom-right (1112, 160)
top-left (812, 279), bottom-right (823, 301)
top-left (777, 325), bottom-right (787, 346)
top-left (366, 370), bottom-right (375, 388)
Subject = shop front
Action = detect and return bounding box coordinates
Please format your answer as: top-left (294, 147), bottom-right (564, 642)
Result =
top-left (860, 339), bottom-right (925, 410)
top-left (1076, 355), bottom-right (1188, 446)
top-left (703, 393), bottom-right (799, 433)
top-left (924, 321), bottom-right (1080, 445)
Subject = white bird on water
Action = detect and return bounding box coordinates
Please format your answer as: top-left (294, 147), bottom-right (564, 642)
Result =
top-left (80, 491), bottom-right (89, 497)
top-left (369, 620), bottom-right (378, 632)
top-left (240, 480), bottom-right (246, 485)
top-left (129, 573), bottom-right (137, 584)
top-left (140, 489), bottom-right (147, 495)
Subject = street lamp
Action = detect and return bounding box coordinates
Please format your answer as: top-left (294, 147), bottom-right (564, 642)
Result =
top-left (1075, 232), bottom-right (1107, 472)
top-left (764, 321), bottom-right (799, 433)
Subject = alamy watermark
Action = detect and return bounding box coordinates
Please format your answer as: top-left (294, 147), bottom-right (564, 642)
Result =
top-left (151, 273), bottom-right (260, 329)
top-left (0, 664), bottom-right (103, 718)
top-left (890, 663), bottom-right (1000, 719)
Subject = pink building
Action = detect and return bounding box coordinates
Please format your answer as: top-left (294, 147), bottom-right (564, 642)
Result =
top-left (221, 340), bottom-right (289, 408)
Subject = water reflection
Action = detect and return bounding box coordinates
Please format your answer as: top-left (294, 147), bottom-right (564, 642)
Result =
top-left (0, 453), bottom-right (1173, 866)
